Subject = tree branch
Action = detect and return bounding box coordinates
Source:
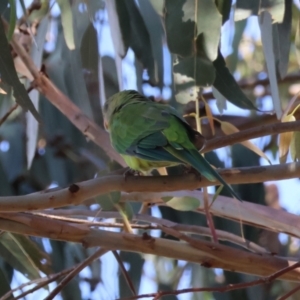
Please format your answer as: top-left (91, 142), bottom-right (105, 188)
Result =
top-left (0, 213), bottom-right (299, 281)
top-left (9, 26), bottom-right (125, 166)
top-left (202, 120), bottom-right (300, 153)
top-left (33, 210), bottom-right (270, 254)
top-left (0, 162), bottom-right (299, 212)
top-left (120, 261), bottom-right (300, 300)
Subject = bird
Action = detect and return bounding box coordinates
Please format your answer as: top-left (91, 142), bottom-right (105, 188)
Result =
top-left (103, 90), bottom-right (241, 201)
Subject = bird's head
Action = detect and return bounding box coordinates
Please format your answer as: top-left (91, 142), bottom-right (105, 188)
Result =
top-left (103, 90), bottom-right (146, 131)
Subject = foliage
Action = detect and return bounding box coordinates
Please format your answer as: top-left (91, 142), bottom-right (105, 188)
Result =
top-left (0, 0), bottom-right (300, 299)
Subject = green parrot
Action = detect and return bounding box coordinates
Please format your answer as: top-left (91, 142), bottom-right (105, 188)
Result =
top-left (103, 90), bottom-right (240, 201)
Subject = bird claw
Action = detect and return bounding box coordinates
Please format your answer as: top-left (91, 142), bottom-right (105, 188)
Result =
top-left (183, 165), bottom-right (202, 180)
top-left (123, 168), bottom-right (143, 179)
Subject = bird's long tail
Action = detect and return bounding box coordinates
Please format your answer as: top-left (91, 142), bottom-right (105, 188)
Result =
top-left (164, 146), bottom-right (241, 201)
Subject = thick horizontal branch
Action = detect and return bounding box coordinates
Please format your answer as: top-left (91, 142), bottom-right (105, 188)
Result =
top-left (202, 120), bottom-right (300, 153)
top-left (0, 162), bottom-right (299, 212)
top-left (0, 212), bottom-right (299, 281)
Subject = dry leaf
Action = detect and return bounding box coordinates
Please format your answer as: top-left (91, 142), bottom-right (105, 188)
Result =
top-left (290, 131), bottom-right (300, 162)
top-left (279, 114), bottom-right (296, 163)
top-left (220, 121), bottom-right (271, 164)
top-left (204, 101), bottom-right (215, 136)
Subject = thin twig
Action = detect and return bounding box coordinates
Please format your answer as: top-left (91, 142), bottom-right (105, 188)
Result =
top-left (44, 248), bottom-right (108, 300)
top-left (112, 250), bottom-right (137, 296)
top-left (0, 103), bottom-right (18, 126)
top-left (203, 187), bottom-right (218, 243)
top-left (0, 267), bottom-right (75, 300)
top-left (119, 261), bottom-right (300, 300)
top-left (279, 283), bottom-right (300, 300)
top-left (28, 210), bottom-right (270, 254)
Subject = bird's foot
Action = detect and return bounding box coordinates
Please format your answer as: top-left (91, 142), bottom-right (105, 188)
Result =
top-left (183, 165), bottom-right (202, 180)
top-left (123, 168), bottom-right (143, 180)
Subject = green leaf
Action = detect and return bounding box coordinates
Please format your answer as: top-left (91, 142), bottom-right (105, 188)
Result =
top-left (7, 0), bottom-right (16, 41)
top-left (165, 0), bottom-right (194, 57)
top-left (137, 0), bottom-right (165, 89)
top-left (0, 20), bottom-right (41, 122)
top-left (226, 19), bottom-right (247, 73)
top-left (212, 86), bottom-right (227, 114)
top-left (56, 0), bottom-right (75, 50)
top-left (174, 56), bottom-right (215, 87)
top-left (235, 0), bottom-right (284, 22)
top-left (266, 0), bottom-right (285, 23)
top-left (216, 0), bottom-right (232, 24)
top-left (28, 0), bottom-right (49, 23)
top-left (259, 11), bottom-right (281, 119)
top-left (213, 52), bottom-right (258, 110)
top-left (110, 0), bottom-right (130, 58)
top-left (0, 0), bottom-right (8, 15)
top-left (235, 0), bottom-right (259, 20)
top-left (0, 233), bottom-right (49, 280)
top-left (124, 0), bottom-right (157, 84)
top-left (162, 196), bottom-right (200, 211)
top-left (120, 202), bottom-right (134, 221)
top-left (96, 191), bottom-right (121, 210)
top-left (26, 17), bottom-right (48, 169)
top-left (182, 0), bottom-right (222, 61)
top-left (290, 131), bottom-right (300, 162)
top-left (0, 264), bottom-right (12, 299)
top-left (296, 13), bottom-right (300, 67)
top-left (272, 0), bottom-right (292, 79)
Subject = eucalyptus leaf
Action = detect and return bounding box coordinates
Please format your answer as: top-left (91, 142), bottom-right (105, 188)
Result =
top-left (296, 15), bottom-right (300, 67)
top-left (213, 52), bottom-right (258, 110)
top-left (174, 56), bottom-right (215, 87)
top-left (212, 86), bottom-right (227, 114)
top-left (0, 233), bottom-right (42, 280)
top-left (0, 20), bottom-right (41, 122)
top-left (272, 0), bottom-right (292, 79)
top-left (182, 0), bottom-right (222, 61)
top-left (162, 196), bottom-right (200, 211)
top-left (235, 0), bottom-right (260, 20)
top-left (290, 131), bottom-right (300, 162)
top-left (216, 0), bottom-right (232, 24)
top-left (124, 0), bottom-right (157, 84)
top-left (7, 0), bottom-right (16, 41)
top-left (165, 0), bottom-right (194, 57)
top-left (259, 11), bottom-right (281, 119)
top-left (96, 191), bottom-right (121, 210)
top-left (0, 264), bottom-right (12, 299)
top-left (56, 0), bottom-right (75, 50)
top-left (138, 0), bottom-right (165, 89)
top-left (26, 17), bottom-right (48, 169)
top-left (0, 0), bottom-right (8, 15)
top-left (107, 0), bottom-right (129, 58)
top-left (235, 0), bottom-right (285, 22)
top-left (119, 202), bottom-right (134, 221)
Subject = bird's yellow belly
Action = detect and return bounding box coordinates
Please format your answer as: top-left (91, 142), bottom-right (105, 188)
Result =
top-left (121, 154), bottom-right (178, 172)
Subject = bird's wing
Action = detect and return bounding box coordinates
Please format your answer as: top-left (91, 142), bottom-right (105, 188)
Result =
top-left (110, 101), bottom-right (189, 163)
top-left (110, 99), bottom-right (241, 200)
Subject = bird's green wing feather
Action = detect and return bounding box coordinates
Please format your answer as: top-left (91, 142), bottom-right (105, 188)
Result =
top-left (110, 97), bottom-right (241, 201)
